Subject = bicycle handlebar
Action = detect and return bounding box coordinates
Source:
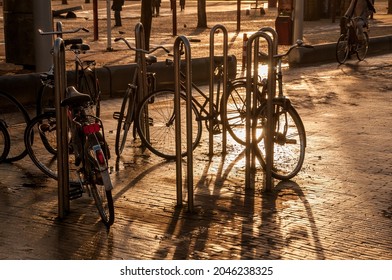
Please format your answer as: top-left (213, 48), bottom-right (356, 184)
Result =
top-left (38, 27), bottom-right (89, 35)
top-left (114, 37), bottom-right (171, 55)
top-left (274, 40), bottom-right (314, 59)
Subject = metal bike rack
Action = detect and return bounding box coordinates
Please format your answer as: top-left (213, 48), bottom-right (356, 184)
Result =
top-left (209, 24), bottom-right (228, 156)
top-left (134, 23), bottom-right (149, 101)
top-left (174, 36), bottom-right (194, 212)
top-left (53, 37), bottom-right (70, 218)
top-left (245, 31), bottom-right (276, 191)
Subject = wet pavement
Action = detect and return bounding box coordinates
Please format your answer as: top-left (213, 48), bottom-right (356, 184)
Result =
top-left (1, 1), bottom-right (392, 260)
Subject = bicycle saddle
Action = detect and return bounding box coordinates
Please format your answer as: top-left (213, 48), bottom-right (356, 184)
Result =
top-left (70, 43), bottom-right (90, 52)
top-left (146, 55), bottom-right (157, 65)
top-left (61, 86), bottom-right (91, 107)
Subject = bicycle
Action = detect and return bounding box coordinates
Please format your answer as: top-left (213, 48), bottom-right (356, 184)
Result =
top-left (26, 27), bottom-right (102, 161)
top-left (24, 86), bottom-right (114, 227)
top-left (37, 27), bottom-right (101, 117)
top-left (336, 16), bottom-right (369, 64)
top-left (112, 37), bottom-right (172, 157)
top-left (223, 40), bottom-right (308, 180)
top-left (0, 90), bottom-right (31, 162)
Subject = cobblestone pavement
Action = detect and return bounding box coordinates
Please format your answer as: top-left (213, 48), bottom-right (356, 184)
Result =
top-left (0, 1), bottom-right (392, 260)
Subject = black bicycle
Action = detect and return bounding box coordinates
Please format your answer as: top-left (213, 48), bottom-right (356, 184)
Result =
top-left (0, 119), bottom-right (10, 163)
top-left (24, 86), bottom-right (114, 227)
top-left (336, 16), bottom-right (369, 64)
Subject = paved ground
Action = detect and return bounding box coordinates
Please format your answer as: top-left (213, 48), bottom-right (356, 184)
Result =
top-left (0, 1), bottom-right (392, 260)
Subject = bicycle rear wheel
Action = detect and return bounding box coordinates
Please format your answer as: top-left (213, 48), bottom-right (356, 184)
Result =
top-left (336, 33), bottom-right (350, 64)
top-left (356, 32), bottom-right (369, 61)
top-left (86, 132), bottom-right (114, 227)
top-left (256, 100), bottom-right (306, 180)
top-left (0, 90), bottom-right (30, 162)
top-left (136, 89), bottom-right (202, 160)
top-left (115, 86), bottom-right (135, 157)
top-left (0, 121), bottom-right (11, 163)
top-left (223, 81), bottom-right (264, 145)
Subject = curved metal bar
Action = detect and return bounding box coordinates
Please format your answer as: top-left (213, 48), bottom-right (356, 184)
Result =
top-left (245, 31), bottom-right (275, 191)
top-left (173, 35), bottom-right (194, 212)
top-left (53, 37), bottom-right (70, 218)
top-left (209, 24), bottom-right (228, 156)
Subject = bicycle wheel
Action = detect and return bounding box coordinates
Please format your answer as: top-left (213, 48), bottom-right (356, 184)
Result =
top-left (85, 132), bottom-right (114, 227)
top-left (336, 33), bottom-right (350, 64)
top-left (24, 112), bottom-right (79, 183)
top-left (115, 86), bottom-right (135, 157)
top-left (0, 121), bottom-right (11, 163)
top-left (136, 89), bottom-right (202, 160)
top-left (223, 81), bottom-right (264, 145)
top-left (356, 32), bottom-right (369, 61)
top-left (78, 69), bottom-right (100, 117)
top-left (0, 90), bottom-right (30, 162)
top-left (256, 100), bottom-right (306, 180)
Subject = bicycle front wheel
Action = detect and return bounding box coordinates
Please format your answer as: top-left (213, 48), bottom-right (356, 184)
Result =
top-left (0, 90), bottom-right (30, 162)
top-left (336, 33), bottom-right (350, 64)
top-left (115, 86), bottom-right (135, 157)
top-left (256, 100), bottom-right (306, 180)
top-left (136, 90), bottom-right (202, 160)
top-left (0, 121), bottom-right (11, 163)
top-left (223, 81), bottom-right (264, 145)
top-left (356, 32), bottom-right (369, 61)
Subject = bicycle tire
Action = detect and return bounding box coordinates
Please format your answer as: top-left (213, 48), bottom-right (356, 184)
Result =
top-left (78, 69), bottom-right (101, 117)
top-left (336, 33), bottom-right (350, 64)
top-left (136, 89), bottom-right (202, 160)
top-left (86, 132), bottom-right (114, 227)
top-left (24, 112), bottom-right (79, 183)
top-left (223, 81), bottom-right (264, 145)
top-left (0, 90), bottom-right (30, 162)
top-left (356, 32), bottom-right (369, 61)
top-left (0, 121), bottom-right (11, 163)
top-left (256, 100), bottom-right (306, 180)
top-left (115, 86), bottom-right (135, 157)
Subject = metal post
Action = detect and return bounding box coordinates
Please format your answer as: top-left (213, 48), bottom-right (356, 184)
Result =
top-left (53, 37), bottom-right (70, 218)
top-left (33, 0), bottom-right (52, 72)
top-left (293, 0), bottom-right (304, 42)
top-left (245, 31), bottom-right (274, 191)
top-left (135, 23), bottom-right (148, 101)
top-left (106, 0), bottom-right (112, 50)
top-left (209, 24), bottom-right (228, 157)
top-left (174, 36), bottom-right (194, 212)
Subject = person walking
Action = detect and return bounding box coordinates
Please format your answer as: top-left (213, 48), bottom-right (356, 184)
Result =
top-left (343, 0), bottom-right (376, 41)
top-left (112, 0), bottom-right (125, 27)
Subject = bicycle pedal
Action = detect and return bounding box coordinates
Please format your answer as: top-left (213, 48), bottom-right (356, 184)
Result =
top-left (113, 112), bottom-right (120, 120)
top-left (69, 183), bottom-right (83, 200)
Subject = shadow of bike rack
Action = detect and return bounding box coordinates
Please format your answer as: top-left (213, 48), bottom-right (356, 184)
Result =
top-left (245, 29), bottom-right (277, 191)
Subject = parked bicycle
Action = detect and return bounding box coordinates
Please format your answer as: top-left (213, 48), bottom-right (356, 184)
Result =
top-left (24, 86), bottom-right (114, 227)
top-left (336, 16), bottom-right (369, 64)
top-left (0, 90), bottom-right (31, 163)
top-left (112, 37), bottom-right (172, 157)
top-left (25, 26), bottom-right (103, 169)
top-left (224, 40), bottom-right (309, 180)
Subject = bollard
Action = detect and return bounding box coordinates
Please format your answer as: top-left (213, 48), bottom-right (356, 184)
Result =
top-left (242, 33), bottom-right (248, 70)
top-left (245, 31), bottom-right (275, 191)
top-left (53, 37), bottom-right (70, 218)
top-left (174, 36), bottom-right (194, 212)
top-left (209, 24), bottom-right (228, 157)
